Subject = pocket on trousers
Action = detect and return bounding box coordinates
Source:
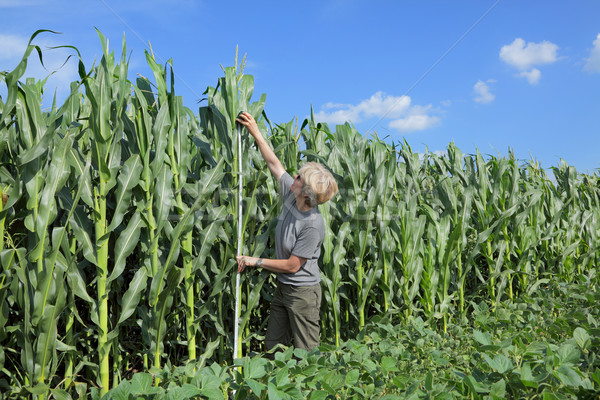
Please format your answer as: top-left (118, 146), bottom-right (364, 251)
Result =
top-left (289, 285), bottom-right (320, 320)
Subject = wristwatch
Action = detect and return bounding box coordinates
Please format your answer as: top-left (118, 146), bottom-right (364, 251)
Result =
top-left (256, 258), bottom-right (263, 267)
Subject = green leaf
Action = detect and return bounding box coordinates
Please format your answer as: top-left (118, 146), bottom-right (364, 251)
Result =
top-left (554, 365), bottom-right (583, 387)
top-left (293, 347), bottom-right (308, 360)
top-left (66, 263), bottom-right (94, 303)
top-left (463, 374), bottom-right (489, 394)
top-left (482, 353), bottom-right (513, 374)
top-left (108, 212), bottom-right (143, 284)
top-left (308, 391), bottom-right (329, 400)
top-left (222, 66), bottom-right (238, 127)
top-left (168, 384), bottom-right (201, 400)
top-left (35, 289), bottom-right (66, 384)
top-left (473, 329), bottom-right (491, 346)
top-left (199, 388), bottom-right (224, 400)
top-left (591, 368), bottom-right (600, 386)
top-left (245, 356), bottom-right (269, 380)
top-left (17, 127), bottom-right (54, 165)
top-left (362, 359), bottom-right (377, 373)
top-left (33, 132), bottom-right (73, 260)
top-left (117, 266), bottom-right (148, 325)
top-left (517, 363), bottom-right (538, 388)
top-left (381, 356), bottom-right (400, 373)
top-left (573, 327), bottom-right (591, 350)
top-left (154, 164), bottom-right (174, 231)
top-left (324, 372), bottom-right (345, 391)
top-left (276, 366), bottom-right (291, 387)
top-left (193, 205), bottom-right (227, 271)
top-left (130, 373), bottom-right (159, 395)
top-left (541, 390), bottom-right (560, 400)
top-left (26, 382), bottom-right (51, 395)
top-left (239, 273), bottom-right (266, 334)
top-left (104, 380), bottom-right (131, 400)
top-left (245, 378), bottom-right (266, 397)
top-left (49, 388), bottom-right (72, 400)
top-left (424, 372), bottom-right (433, 391)
top-left (267, 382), bottom-right (284, 400)
top-left (345, 369), bottom-right (360, 386)
top-left (150, 105), bottom-right (171, 178)
top-left (556, 342), bottom-right (580, 365)
top-left (490, 379), bottom-right (506, 400)
top-left (107, 154), bottom-right (141, 232)
top-left (70, 206), bottom-right (97, 265)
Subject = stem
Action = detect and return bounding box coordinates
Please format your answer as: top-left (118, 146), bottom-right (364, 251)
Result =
top-left (0, 189), bottom-right (5, 253)
top-left (33, 176), bottom-right (42, 274)
top-left (217, 247), bottom-right (229, 365)
top-left (357, 260), bottom-right (364, 329)
top-left (184, 230), bottom-right (196, 361)
top-left (334, 291), bottom-right (340, 347)
top-left (234, 124), bottom-right (243, 360)
top-left (95, 176), bottom-right (110, 396)
top-left (504, 226), bottom-right (513, 302)
top-left (112, 299), bottom-right (120, 388)
top-left (96, 180), bottom-right (110, 396)
top-left (486, 241), bottom-right (496, 311)
top-left (64, 238), bottom-right (77, 389)
top-left (382, 235), bottom-right (389, 313)
top-left (458, 249), bottom-right (464, 314)
top-left (356, 212), bottom-right (367, 329)
top-left (171, 155), bottom-right (196, 360)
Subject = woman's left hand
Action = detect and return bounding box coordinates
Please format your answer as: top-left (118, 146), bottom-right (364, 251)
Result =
top-left (236, 112), bottom-right (261, 139)
top-left (236, 255), bottom-right (259, 273)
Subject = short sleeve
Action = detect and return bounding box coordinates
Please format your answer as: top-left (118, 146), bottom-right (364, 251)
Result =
top-left (291, 227), bottom-right (322, 259)
top-left (279, 172), bottom-right (293, 198)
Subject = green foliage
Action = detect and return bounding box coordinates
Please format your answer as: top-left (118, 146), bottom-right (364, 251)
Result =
top-left (1, 30), bottom-right (600, 398)
top-left (100, 280), bottom-right (600, 399)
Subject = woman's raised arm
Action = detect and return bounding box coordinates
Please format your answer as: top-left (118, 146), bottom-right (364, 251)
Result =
top-left (236, 112), bottom-right (286, 180)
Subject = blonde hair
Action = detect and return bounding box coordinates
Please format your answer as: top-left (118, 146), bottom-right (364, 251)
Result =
top-left (298, 162), bottom-right (338, 207)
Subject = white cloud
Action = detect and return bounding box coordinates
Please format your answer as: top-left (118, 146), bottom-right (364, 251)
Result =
top-left (313, 105), bottom-right (360, 125)
top-left (388, 113), bottom-right (440, 132)
top-left (499, 38), bottom-right (558, 84)
top-left (354, 91), bottom-right (411, 119)
top-left (314, 91), bottom-right (411, 125)
top-left (584, 33), bottom-right (600, 73)
top-left (314, 92), bottom-right (440, 133)
top-left (500, 38), bottom-right (559, 69)
top-left (519, 68), bottom-right (541, 84)
top-left (473, 79), bottom-right (495, 103)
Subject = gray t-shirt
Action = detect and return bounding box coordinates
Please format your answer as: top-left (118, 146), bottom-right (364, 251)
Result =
top-left (275, 173), bottom-right (325, 286)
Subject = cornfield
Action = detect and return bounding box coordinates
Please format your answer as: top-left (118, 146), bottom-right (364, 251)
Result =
top-left (1, 31), bottom-right (599, 398)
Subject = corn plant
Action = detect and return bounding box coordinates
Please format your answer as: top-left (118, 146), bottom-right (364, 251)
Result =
top-left (2, 29), bottom-right (600, 400)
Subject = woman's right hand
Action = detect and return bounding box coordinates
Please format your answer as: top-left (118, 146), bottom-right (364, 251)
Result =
top-left (236, 112), bottom-right (261, 138)
top-left (236, 255), bottom-right (259, 273)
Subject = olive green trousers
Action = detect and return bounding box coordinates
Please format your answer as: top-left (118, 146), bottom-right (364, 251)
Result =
top-left (265, 282), bottom-right (322, 352)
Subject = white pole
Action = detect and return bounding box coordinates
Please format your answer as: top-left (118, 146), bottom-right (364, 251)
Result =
top-left (233, 123), bottom-right (242, 362)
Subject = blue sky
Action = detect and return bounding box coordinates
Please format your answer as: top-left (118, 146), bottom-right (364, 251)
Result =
top-left (2, 0), bottom-right (599, 173)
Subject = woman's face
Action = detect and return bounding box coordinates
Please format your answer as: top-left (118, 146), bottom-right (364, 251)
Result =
top-left (291, 174), bottom-right (304, 196)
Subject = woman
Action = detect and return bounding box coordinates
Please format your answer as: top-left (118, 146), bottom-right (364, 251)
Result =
top-left (235, 111), bottom-right (338, 352)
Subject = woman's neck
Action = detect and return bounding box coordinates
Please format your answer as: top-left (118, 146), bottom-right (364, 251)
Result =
top-left (295, 194), bottom-right (313, 212)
